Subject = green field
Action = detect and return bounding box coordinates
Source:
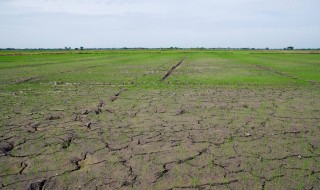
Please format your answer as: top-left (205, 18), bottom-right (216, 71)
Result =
top-left (0, 50), bottom-right (319, 189)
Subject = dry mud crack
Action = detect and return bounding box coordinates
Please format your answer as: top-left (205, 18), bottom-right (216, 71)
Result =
top-left (0, 85), bottom-right (319, 189)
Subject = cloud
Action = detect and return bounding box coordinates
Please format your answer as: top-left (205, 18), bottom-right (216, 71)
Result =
top-left (1, 0), bottom-right (317, 16)
top-left (0, 0), bottom-right (319, 48)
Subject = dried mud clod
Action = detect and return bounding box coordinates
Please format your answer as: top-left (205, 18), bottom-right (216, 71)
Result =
top-left (110, 96), bottom-right (118, 102)
top-left (70, 157), bottom-right (82, 170)
top-left (105, 108), bottom-right (115, 113)
top-left (122, 174), bottom-right (137, 187)
top-left (82, 109), bottom-right (90, 115)
top-left (98, 99), bottom-right (106, 108)
top-left (110, 89), bottom-right (127, 102)
top-left (45, 114), bottom-right (61, 121)
top-left (156, 107), bottom-right (166, 113)
top-left (19, 161), bottom-right (28, 175)
top-left (73, 113), bottom-right (81, 121)
top-left (155, 169), bottom-right (169, 181)
top-left (28, 122), bottom-right (40, 132)
top-left (0, 141), bottom-right (14, 154)
top-left (62, 133), bottom-right (74, 149)
top-left (176, 108), bottom-right (186, 115)
top-left (85, 122), bottom-right (92, 129)
top-left (27, 179), bottom-right (46, 190)
top-left (94, 108), bottom-right (102, 115)
top-left (70, 152), bottom-right (88, 170)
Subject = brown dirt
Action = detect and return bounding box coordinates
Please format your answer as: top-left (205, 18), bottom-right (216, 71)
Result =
top-left (0, 86), bottom-right (319, 189)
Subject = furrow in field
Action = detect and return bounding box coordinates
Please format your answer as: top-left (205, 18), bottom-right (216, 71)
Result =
top-left (161, 56), bottom-right (187, 81)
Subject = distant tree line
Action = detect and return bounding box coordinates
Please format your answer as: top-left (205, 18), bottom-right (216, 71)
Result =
top-left (1, 46), bottom-right (319, 51)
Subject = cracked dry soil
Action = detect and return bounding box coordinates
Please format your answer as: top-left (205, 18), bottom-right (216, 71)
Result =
top-left (0, 85), bottom-right (320, 190)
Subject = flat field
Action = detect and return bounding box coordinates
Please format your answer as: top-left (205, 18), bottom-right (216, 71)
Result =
top-left (0, 50), bottom-right (319, 190)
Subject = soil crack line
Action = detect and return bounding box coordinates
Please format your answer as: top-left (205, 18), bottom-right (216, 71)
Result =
top-left (161, 56), bottom-right (188, 81)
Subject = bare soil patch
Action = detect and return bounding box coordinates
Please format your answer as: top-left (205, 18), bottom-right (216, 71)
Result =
top-left (1, 86), bottom-right (319, 189)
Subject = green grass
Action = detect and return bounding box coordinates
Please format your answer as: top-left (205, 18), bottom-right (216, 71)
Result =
top-left (0, 50), bottom-right (319, 91)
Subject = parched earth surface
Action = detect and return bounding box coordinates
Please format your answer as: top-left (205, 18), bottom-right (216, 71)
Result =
top-left (1, 85), bottom-right (319, 190)
top-left (0, 51), bottom-right (320, 190)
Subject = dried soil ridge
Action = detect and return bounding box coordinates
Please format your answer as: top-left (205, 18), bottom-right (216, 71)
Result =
top-left (161, 56), bottom-right (187, 81)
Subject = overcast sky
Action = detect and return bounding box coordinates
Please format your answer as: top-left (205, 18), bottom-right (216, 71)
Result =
top-left (0, 0), bottom-right (319, 49)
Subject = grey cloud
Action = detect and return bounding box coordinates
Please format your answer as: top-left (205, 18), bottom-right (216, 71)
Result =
top-left (0, 0), bottom-right (319, 48)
